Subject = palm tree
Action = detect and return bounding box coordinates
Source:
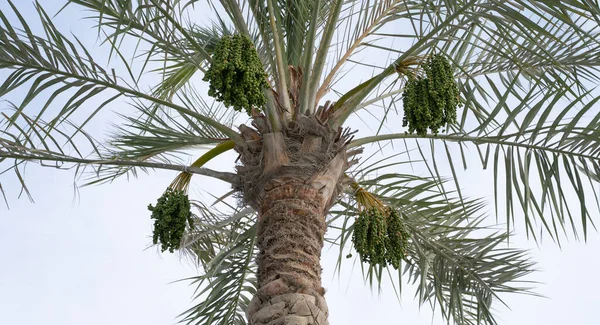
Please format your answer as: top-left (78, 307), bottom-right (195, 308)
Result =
top-left (1, 0), bottom-right (600, 324)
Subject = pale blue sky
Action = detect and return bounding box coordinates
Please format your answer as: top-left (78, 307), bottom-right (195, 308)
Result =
top-left (1, 1), bottom-right (599, 324)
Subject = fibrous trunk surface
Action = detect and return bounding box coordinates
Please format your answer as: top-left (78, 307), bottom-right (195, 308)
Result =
top-left (247, 183), bottom-right (330, 325)
top-left (236, 110), bottom-right (360, 325)
top-left (257, 183), bottom-right (327, 295)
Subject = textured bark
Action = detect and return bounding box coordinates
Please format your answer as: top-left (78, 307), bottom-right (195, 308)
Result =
top-left (247, 291), bottom-right (329, 325)
top-left (300, 135), bottom-right (322, 153)
top-left (235, 112), bottom-right (361, 325)
top-left (247, 183), bottom-right (331, 325)
top-left (245, 154), bottom-right (347, 325)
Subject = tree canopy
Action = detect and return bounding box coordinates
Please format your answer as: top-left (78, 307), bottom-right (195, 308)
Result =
top-left (1, 1), bottom-right (600, 324)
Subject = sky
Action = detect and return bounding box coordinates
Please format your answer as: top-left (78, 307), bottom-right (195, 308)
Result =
top-left (1, 1), bottom-right (600, 325)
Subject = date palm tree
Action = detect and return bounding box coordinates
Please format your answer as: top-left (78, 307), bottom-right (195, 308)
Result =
top-left (1, 0), bottom-right (600, 324)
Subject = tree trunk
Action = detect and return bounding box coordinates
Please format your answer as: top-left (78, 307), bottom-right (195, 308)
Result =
top-left (246, 182), bottom-right (331, 325)
top-left (237, 114), bottom-right (359, 325)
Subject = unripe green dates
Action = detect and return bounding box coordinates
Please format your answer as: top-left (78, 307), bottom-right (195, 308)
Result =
top-left (148, 188), bottom-right (194, 253)
top-left (352, 208), bottom-right (410, 269)
top-left (386, 209), bottom-right (410, 269)
top-left (402, 54), bottom-right (461, 136)
top-left (203, 34), bottom-right (268, 114)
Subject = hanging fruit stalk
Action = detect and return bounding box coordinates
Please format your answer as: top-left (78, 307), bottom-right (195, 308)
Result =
top-left (350, 182), bottom-right (410, 269)
top-left (385, 209), bottom-right (410, 269)
top-left (202, 34), bottom-right (269, 115)
top-left (148, 188), bottom-right (194, 253)
top-left (151, 34), bottom-right (267, 254)
top-left (402, 54), bottom-right (461, 136)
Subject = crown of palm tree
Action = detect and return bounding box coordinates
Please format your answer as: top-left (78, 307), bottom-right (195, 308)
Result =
top-left (1, 1), bottom-right (600, 324)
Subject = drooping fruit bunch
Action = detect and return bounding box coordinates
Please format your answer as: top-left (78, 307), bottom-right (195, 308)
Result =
top-left (353, 208), bottom-right (388, 266)
top-left (148, 188), bottom-right (194, 253)
top-left (402, 54), bottom-right (461, 136)
top-left (203, 34), bottom-right (268, 114)
top-left (352, 207), bottom-right (410, 269)
top-left (385, 209), bottom-right (410, 269)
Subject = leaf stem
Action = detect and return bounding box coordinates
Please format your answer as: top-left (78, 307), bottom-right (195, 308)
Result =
top-left (266, 0), bottom-right (291, 124)
top-left (333, 0), bottom-right (479, 126)
top-left (170, 140), bottom-right (236, 191)
top-left (349, 133), bottom-right (600, 161)
top-left (308, 0), bottom-right (343, 112)
top-left (0, 151), bottom-right (239, 184)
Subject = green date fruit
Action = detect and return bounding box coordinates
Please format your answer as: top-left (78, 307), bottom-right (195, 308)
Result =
top-left (203, 34), bottom-right (268, 115)
top-left (352, 207), bottom-right (410, 269)
top-left (402, 54), bottom-right (461, 136)
top-left (148, 188), bottom-right (194, 253)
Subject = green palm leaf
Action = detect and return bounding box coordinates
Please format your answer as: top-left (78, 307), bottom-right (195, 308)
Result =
top-left (330, 173), bottom-right (535, 325)
top-left (179, 202), bottom-right (257, 325)
top-left (2, 1), bottom-right (600, 325)
top-left (350, 70), bottom-right (600, 241)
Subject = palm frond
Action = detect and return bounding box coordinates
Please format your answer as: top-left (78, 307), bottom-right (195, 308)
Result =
top-left (1, 1), bottom-right (120, 130)
top-left (66, 0), bottom-right (211, 68)
top-left (0, 1), bottom-right (243, 143)
top-left (329, 173), bottom-right (536, 325)
top-left (349, 69), bottom-right (600, 241)
top-left (0, 108), bottom-right (237, 203)
top-left (316, 0), bottom-right (413, 101)
top-left (0, 0), bottom-right (243, 195)
top-left (333, 1), bottom-right (600, 125)
top-left (305, 0), bottom-right (343, 113)
top-left (0, 107), bottom-right (101, 201)
top-left (179, 202), bottom-right (257, 325)
top-left (110, 95), bottom-right (231, 160)
top-left (266, 0), bottom-right (291, 121)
